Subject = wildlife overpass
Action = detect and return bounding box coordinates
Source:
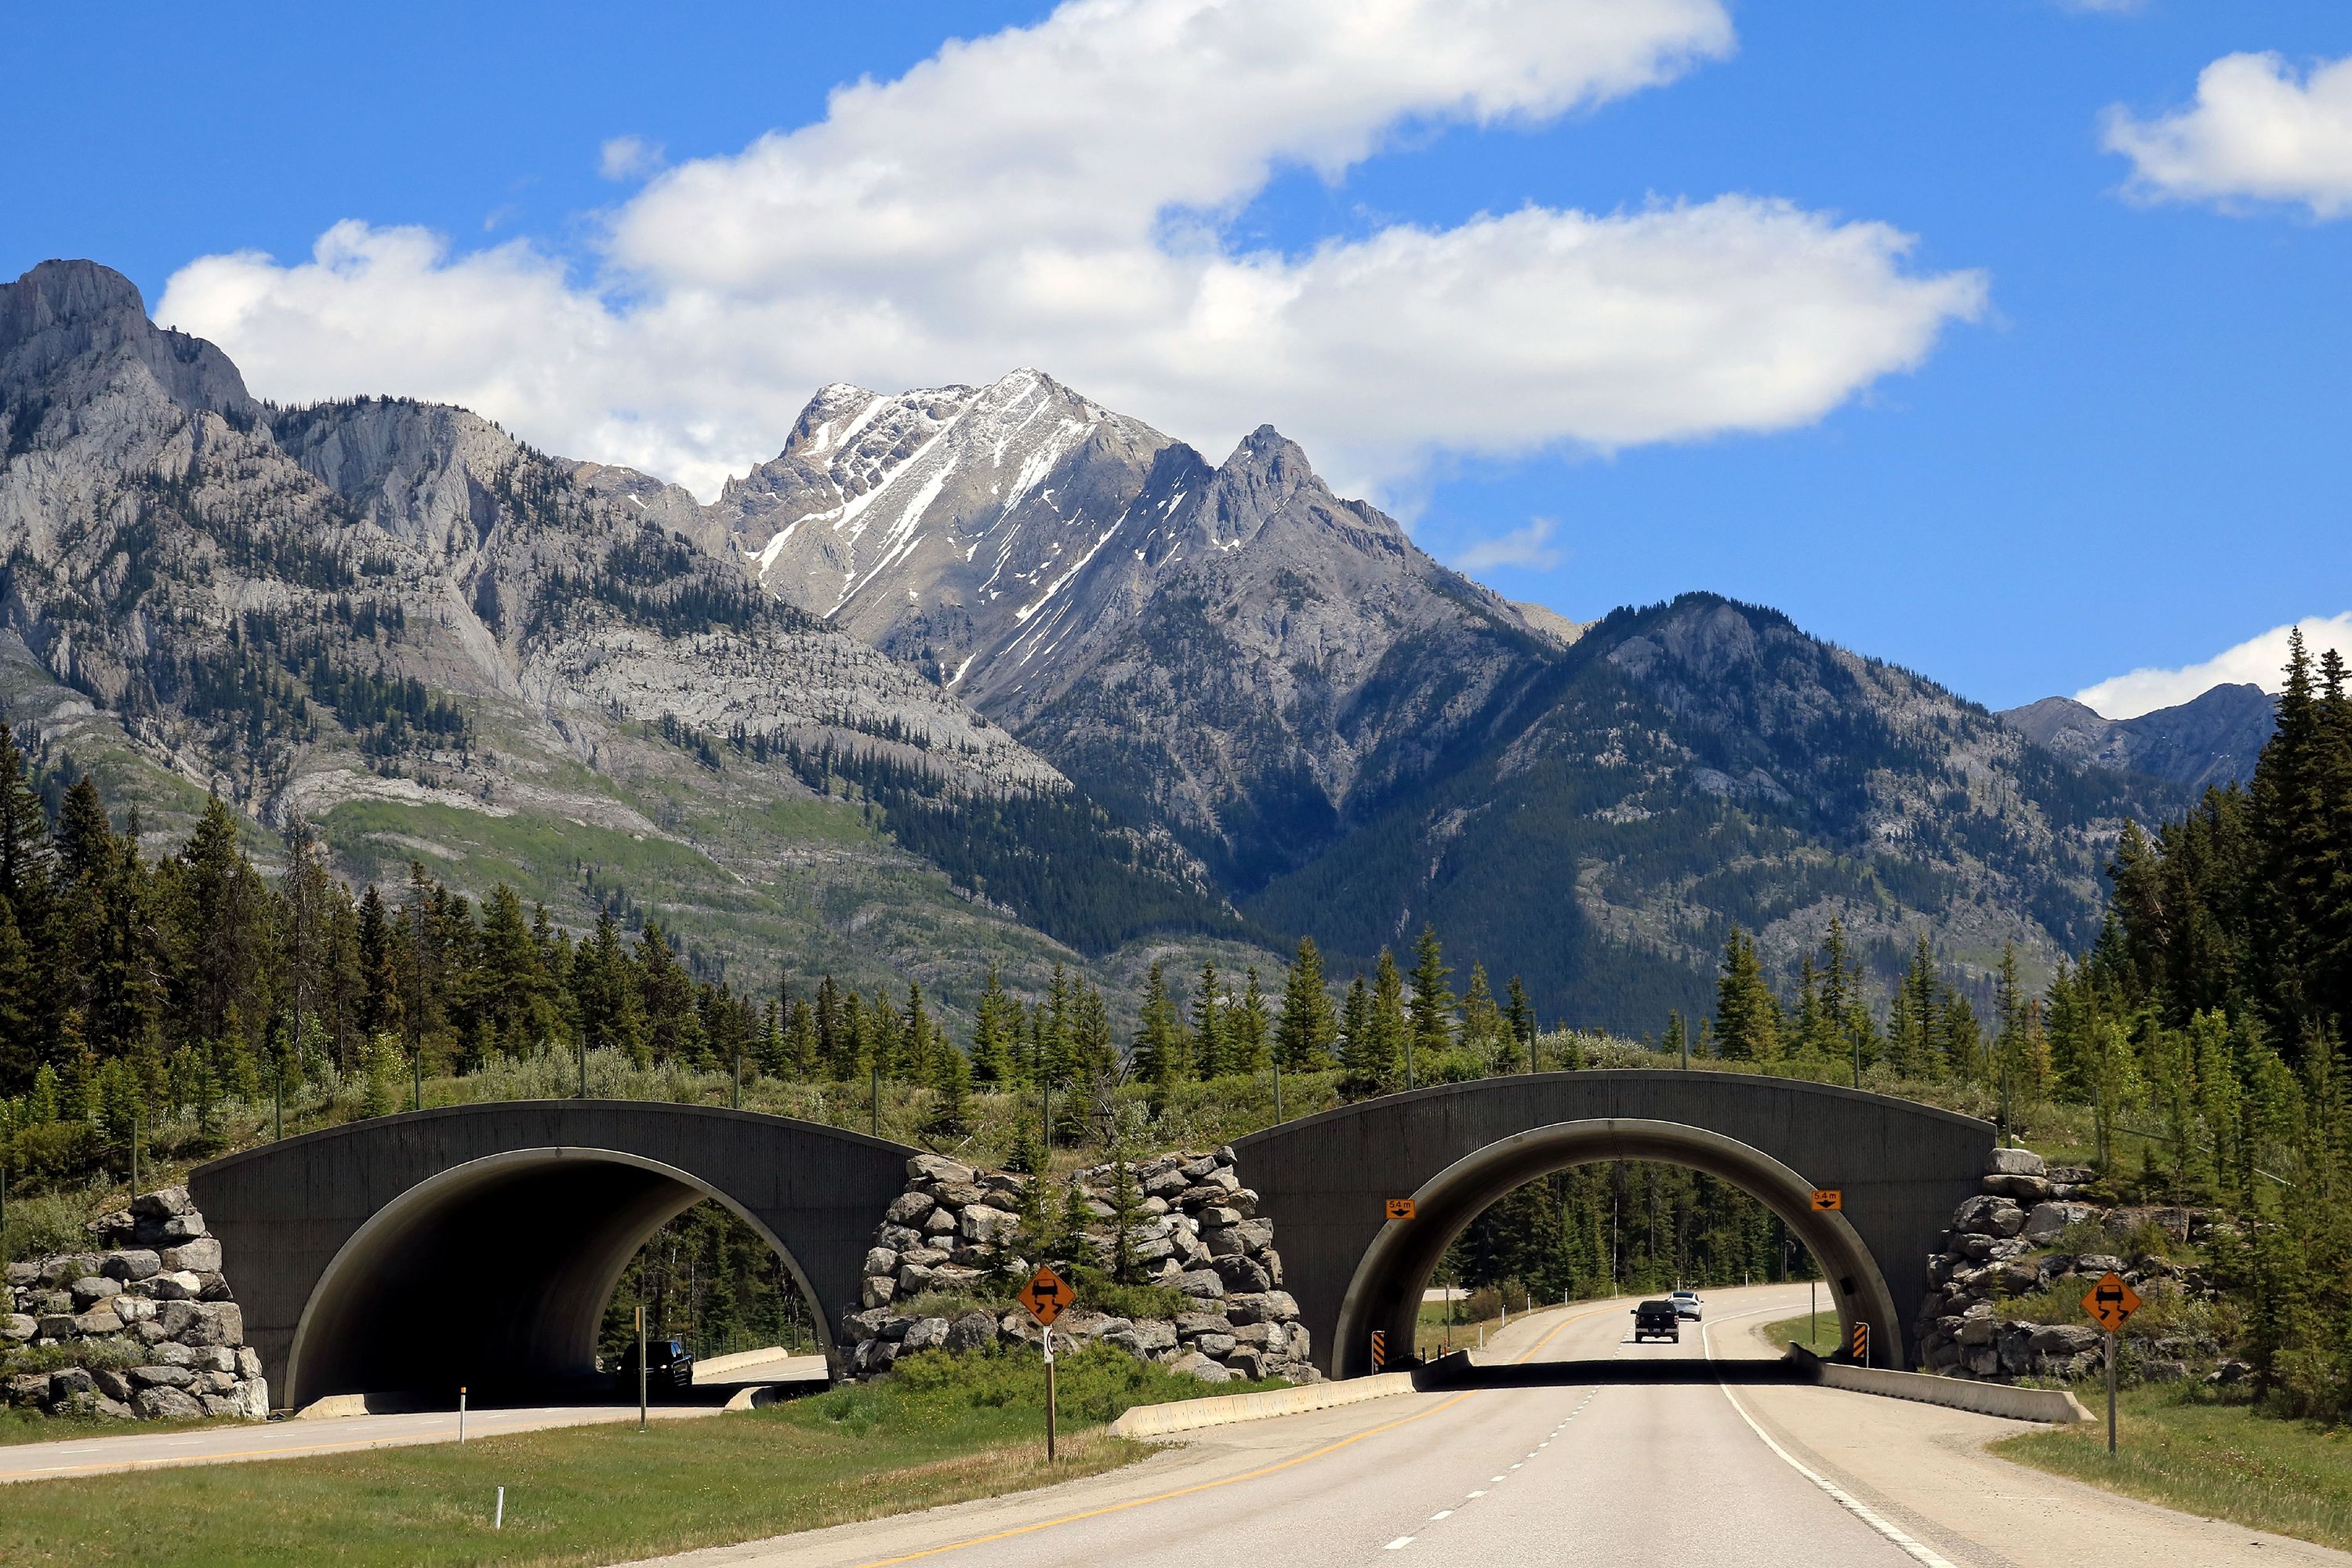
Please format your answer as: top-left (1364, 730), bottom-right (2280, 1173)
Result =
top-left (191, 1073), bottom-right (1988, 1406)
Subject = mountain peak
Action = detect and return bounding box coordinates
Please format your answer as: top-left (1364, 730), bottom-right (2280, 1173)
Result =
top-left (2, 256), bottom-right (254, 420)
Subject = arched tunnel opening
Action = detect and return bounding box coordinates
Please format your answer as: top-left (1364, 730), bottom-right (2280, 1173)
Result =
top-left (1334, 1118), bottom-right (1900, 1381)
top-left (283, 1149), bottom-right (829, 1411)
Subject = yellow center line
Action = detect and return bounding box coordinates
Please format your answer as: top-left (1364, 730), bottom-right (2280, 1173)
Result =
top-left (848, 1299), bottom-right (1617, 1568)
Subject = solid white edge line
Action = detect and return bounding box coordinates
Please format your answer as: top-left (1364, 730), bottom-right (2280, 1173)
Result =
top-left (1702, 1307), bottom-right (1960, 1568)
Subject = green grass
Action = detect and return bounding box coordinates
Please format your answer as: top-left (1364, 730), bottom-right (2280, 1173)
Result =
top-left (1997, 1384), bottom-right (2352, 1553)
top-left (1762, 1309), bottom-right (1844, 1357)
top-left (1, 1343), bottom-right (1263, 1566)
top-left (1, 1408), bottom-right (225, 1447)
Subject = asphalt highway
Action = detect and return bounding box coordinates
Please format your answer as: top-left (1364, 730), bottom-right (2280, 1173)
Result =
top-left (663, 1283), bottom-right (2350, 1568)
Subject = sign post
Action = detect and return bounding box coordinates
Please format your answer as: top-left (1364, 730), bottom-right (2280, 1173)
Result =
top-left (637, 1305), bottom-right (648, 1432)
top-left (2082, 1271), bottom-right (2142, 1456)
top-left (1018, 1265), bottom-right (1071, 1461)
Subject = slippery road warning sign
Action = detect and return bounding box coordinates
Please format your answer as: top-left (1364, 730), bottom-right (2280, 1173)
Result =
top-left (1385, 1198), bottom-right (1417, 1221)
top-left (2082, 1272), bottom-right (2141, 1332)
top-left (1018, 1264), bottom-right (1071, 1327)
top-left (1809, 1189), bottom-right (1842, 1211)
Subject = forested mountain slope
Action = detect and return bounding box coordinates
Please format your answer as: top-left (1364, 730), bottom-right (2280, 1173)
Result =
top-left (1245, 594), bottom-right (2189, 1031)
top-left (0, 260), bottom-right (1242, 1016)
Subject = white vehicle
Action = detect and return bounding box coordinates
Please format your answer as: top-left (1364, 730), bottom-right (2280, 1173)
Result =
top-left (1669, 1289), bottom-right (1703, 1321)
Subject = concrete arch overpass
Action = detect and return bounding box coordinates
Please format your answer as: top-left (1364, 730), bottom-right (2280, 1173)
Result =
top-left (188, 1102), bottom-right (913, 1411)
top-left (1229, 1072), bottom-right (1991, 1378)
top-left (192, 1074), bottom-right (1986, 1408)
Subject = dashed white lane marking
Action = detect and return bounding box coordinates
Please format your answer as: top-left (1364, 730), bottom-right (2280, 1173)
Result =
top-left (1383, 1536), bottom-right (1415, 1550)
top-left (1466, 1490), bottom-right (1486, 1498)
top-left (1429, 1509), bottom-right (1453, 1521)
top-left (1508, 1462), bottom-right (1522, 1469)
top-left (1490, 1475), bottom-right (1504, 1483)
top-left (1703, 1308), bottom-right (1960, 1568)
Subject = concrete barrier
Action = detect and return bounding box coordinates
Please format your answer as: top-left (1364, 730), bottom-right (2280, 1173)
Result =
top-left (1796, 1348), bottom-right (2090, 1424)
top-left (695, 1345), bottom-right (792, 1377)
top-left (1107, 1373), bottom-right (1418, 1439)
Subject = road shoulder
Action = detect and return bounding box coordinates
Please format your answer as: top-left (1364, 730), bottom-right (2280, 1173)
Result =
top-left (1726, 1312), bottom-right (2351, 1566)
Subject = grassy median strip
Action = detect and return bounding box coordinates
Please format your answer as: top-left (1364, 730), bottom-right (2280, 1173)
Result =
top-left (1995, 1385), bottom-right (2352, 1553)
top-left (1759, 1311), bottom-right (1842, 1358)
top-left (4, 1345), bottom-right (1262, 1567)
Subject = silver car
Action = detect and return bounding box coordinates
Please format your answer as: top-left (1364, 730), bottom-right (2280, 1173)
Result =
top-left (1670, 1290), bottom-right (1702, 1321)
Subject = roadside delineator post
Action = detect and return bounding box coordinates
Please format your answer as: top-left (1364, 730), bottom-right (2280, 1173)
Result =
top-left (459, 1385), bottom-right (466, 1444)
top-left (1850, 1320), bottom-right (1869, 1367)
top-left (637, 1305), bottom-right (648, 1432)
top-left (1370, 1328), bottom-right (1387, 1372)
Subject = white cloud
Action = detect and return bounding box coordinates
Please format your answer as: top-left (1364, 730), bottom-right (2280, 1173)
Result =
top-left (1454, 516), bottom-right (1563, 572)
top-left (158, 0), bottom-right (1986, 501)
top-left (597, 135), bottom-right (666, 182)
top-left (2076, 612), bottom-right (2352, 719)
top-left (2103, 52), bottom-right (2352, 218)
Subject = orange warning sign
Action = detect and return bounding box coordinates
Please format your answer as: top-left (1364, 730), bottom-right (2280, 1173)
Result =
top-left (1810, 1189), bottom-right (1842, 1211)
top-left (1385, 1197), bottom-right (1417, 1221)
top-left (1018, 1264), bottom-right (1072, 1327)
top-left (2082, 1271), bottom-right (2141, 1332)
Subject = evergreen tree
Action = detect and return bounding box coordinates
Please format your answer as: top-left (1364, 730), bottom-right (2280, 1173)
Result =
top-left (1132, 961), bottom-right (1186, 1095)
top-left (1505, 976), bottom-right (1536, 1069)
top-left (970, 964), bottom-right (1018, 1085)
top-left (1712, 927), bottom-right (1781, 1062)
top-left (1274, 936), bottom-right (1338, 1069)
top-left (1407, 924), bottom-right (1456, 1063)
top-left (924, 1038), bottom-right (971, 1138)
top-left (1228, 967), bottom-right (1270, 1073)
top-left (1190, 960), bottom-right (1225, 1077)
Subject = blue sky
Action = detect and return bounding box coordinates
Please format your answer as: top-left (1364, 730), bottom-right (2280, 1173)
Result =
top-left (5, 1), bottom-right (2347, 713)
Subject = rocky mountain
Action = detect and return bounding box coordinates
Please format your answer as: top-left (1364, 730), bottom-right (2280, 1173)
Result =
top-left (731, 372), bottom-right (1561, 887)
top-left (1998, 684), bottom-right (2273, 793)
top-left (727, 372), bottom-right (2191, 1026)
top-left (0, 260), bottom-right (1242, 1014)
top-left (1247, 593), bottom-right (2190, 1025)
top-left (0, 256), bottom-right (2190, 1040)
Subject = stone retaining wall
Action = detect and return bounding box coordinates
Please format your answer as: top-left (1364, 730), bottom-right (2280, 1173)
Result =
top-left (3, 1186), bottom-right (267, 1421)
top-left (1913, 1148), bottom-right (2226, 1385)
top-left (845, 1147), bottom-right (1317, 1385)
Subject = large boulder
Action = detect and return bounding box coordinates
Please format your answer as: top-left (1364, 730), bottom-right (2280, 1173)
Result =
top-left (101, 1250), bottom-right (162, 1283)
top-left (2029, 1324), bottom-right (2103, 1356)
top-left (1167, 1350), bottom-right (1231, 1384)
top-left (1954, 1196), bottom-right (2026, 1237)
top-left (1, 1313), bottom-right (36, 1343)
top-left (945, 1312), bottom-right (999, 1353)
top-left (2023, 1202), bottom-right (2095, 1241)
top-left (161, 1239), bottom-right (223, 1275)
top-left (1171, 1269), bottom-right (1225, 1299)
top-left (884, 1192), bottom-right (935, 1226)
top-left (130, 1364), bottom-right (196, 1389)
top-left (906, 1154), bottom-right (976, 1186)
top-left (70, 1275), bottom-right (122, 1307)
top-left (131, 1385), bottom-right (205, 1421)
top-left (900, 1316), bottom-right (951, 1354)
top-left (1985, 1148), bottom-right (2047, 1178)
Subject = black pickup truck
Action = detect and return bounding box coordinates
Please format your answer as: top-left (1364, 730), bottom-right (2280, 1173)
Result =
top-left (1630, 1300), bottom-right (1682, 1343)
top-left (611, 1338), bottom-right (696, 1397)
